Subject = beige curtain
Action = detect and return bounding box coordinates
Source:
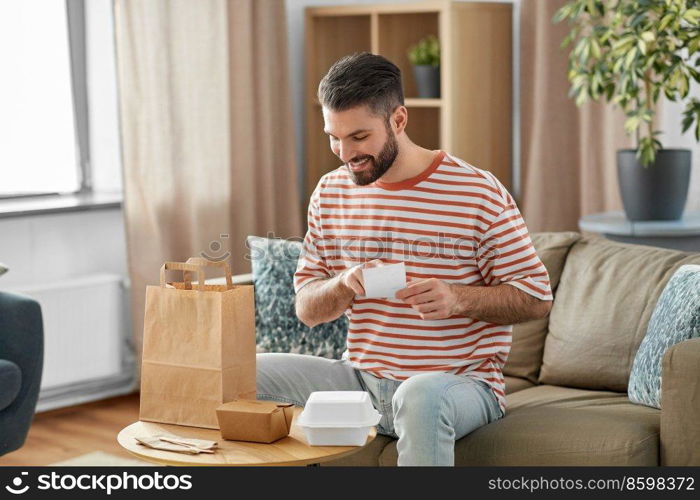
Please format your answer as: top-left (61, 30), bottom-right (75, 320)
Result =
top-left (519, 0), bottom-right (663, 232)
top-left (114, 0), bottom-right (302, 356)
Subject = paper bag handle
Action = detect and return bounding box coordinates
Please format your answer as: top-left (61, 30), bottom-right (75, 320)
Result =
top-left (185, 257), bottom-right (233, 289)
top-left (160, 262), bottom-right (206, 290)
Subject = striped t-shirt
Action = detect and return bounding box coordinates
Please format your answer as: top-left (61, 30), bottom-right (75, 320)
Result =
top-left (294, 150), bottom-right (552, 412)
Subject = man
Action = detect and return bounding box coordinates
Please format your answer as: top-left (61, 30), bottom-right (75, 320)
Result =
top-left (256, 52), bottom-right (552, 466)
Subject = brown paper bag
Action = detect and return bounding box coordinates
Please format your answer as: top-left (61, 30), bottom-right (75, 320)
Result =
top-left (139, 259), bottom-right (256, 429)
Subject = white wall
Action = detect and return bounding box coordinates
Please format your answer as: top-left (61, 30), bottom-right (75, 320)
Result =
top-left (0, 210), bottom-right (127, 289)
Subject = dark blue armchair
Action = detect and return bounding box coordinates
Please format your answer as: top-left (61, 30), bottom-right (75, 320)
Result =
top-left (0, 291), bottom-right (43, 456)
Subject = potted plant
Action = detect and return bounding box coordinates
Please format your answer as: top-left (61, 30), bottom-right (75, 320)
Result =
top-left (407, 34), bottom-right (441, 98)
top-left (554, 0), bottom-right (700, 220)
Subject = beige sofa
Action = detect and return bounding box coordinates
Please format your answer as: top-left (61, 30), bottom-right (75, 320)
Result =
top-left (246, 232), bottom-right (700, 466)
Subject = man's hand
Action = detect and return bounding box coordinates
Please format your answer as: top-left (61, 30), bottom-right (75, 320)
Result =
top-left (296, 259), bottom-right (386, 328)
top-left (395, 278), bottom-right (461, 320)
top-left (339, 259), bottom-right (384, 296)
top-left (396, 278), bottom-right (553, 324)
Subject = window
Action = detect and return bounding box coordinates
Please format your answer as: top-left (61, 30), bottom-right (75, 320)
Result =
top-left (0, 0), bottom-right (88, 197)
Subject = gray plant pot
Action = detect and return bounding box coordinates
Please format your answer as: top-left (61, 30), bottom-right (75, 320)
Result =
top-left (412, 65), bottom-right (440, 98)
top-left (617, 149), bottom-right (691, 221)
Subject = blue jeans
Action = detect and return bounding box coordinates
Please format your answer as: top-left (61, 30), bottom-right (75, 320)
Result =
top-left (255, 353), bottom-right (504, 466)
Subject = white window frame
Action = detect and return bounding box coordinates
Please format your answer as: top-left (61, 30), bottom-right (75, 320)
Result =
top-left (0, 0), bottom-right (90, 200)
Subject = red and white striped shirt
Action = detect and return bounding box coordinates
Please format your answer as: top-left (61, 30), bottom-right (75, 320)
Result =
top-left (294, 150), bottom-right (552, 413)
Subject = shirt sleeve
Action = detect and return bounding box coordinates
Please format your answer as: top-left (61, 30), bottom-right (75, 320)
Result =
top-left (293, 183), bottom-right (332, 294)
top-left (476, 202), bottom-right (553, 301)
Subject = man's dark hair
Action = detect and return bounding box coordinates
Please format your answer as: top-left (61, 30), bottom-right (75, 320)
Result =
top-left (318, 52), bottom-right (404, 122)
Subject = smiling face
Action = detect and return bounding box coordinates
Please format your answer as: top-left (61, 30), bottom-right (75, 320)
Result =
top-left (323, 105), bottom-right (399, 186)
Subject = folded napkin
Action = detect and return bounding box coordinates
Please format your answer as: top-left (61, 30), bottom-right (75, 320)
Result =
top-left (135, 433), bottom-right (218, 455)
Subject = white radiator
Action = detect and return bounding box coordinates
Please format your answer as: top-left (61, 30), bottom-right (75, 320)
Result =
top-left (16, 274), bottom-right (130, 393)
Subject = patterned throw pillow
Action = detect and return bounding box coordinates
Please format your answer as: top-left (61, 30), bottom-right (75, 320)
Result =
top-left (248, 236), bottom-right (348, 359)
top-left (628, 265), bottom-right (700, 408)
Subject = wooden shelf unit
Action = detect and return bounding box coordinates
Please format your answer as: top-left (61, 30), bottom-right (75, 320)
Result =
top-left (303, 0), bottom-right (513, 200)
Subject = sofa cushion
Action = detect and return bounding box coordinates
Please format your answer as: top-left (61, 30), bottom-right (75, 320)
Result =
top-left (503, 232), bottom-right (580, 382)
top-left (540, 237), bottom-right (700, 392)
top-left (629, 265), bottom-right (700, 408)
top-left (0, 359), bottom-right (22, 411)
top-left (660, 337), bottom-right (700, 465)
top-left (248, 236), bottom-right (348, 359)
top-left (504, 375), bottom-right (536, 394)
top-left (377, 385), bottom-right (660, 466)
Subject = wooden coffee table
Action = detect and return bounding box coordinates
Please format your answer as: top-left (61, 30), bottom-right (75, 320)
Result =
top-left (117, 408), bottom-right (376, 466)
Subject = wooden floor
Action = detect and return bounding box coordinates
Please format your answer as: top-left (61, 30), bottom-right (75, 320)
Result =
top-left (0, 392), bottom-right (141, 466)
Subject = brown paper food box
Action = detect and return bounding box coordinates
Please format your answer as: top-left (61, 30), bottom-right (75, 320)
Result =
top-left (216, 399), bottom-right (295, 443)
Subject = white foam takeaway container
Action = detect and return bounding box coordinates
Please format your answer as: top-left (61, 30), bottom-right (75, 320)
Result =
top-left (296, 391), bottom-right (382, 446)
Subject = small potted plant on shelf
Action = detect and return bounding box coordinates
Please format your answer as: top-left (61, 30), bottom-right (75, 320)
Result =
top-left (407, 34), bottom-right (441, 98)
top-left (554, 0), bottom-right (700, 221)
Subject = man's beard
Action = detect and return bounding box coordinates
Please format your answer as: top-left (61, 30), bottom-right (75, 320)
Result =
top-left (346, 129), bottom-right (399, 186)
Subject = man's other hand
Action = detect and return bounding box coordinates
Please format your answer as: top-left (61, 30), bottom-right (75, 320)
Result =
top-left (395, 278), bottom-right (460, 320)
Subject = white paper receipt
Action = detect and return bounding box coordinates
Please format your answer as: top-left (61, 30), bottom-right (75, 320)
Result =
top-left (361, 262), bottom-right (407, 298)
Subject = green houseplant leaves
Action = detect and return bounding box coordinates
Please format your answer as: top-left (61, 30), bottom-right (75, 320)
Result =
top-left (407, 35), bottom-right (440, 67)
top-left (553, 0), bottom-right (700, 166)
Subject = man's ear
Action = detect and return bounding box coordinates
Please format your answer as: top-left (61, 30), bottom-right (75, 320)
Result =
top-left (392, 106), bottom-right (408, 135)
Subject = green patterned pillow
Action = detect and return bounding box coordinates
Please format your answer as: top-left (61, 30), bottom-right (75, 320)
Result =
top-left (248, 236), bottom-right (348, 359)
top-left (628, 265), bottom-right (700, 408)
